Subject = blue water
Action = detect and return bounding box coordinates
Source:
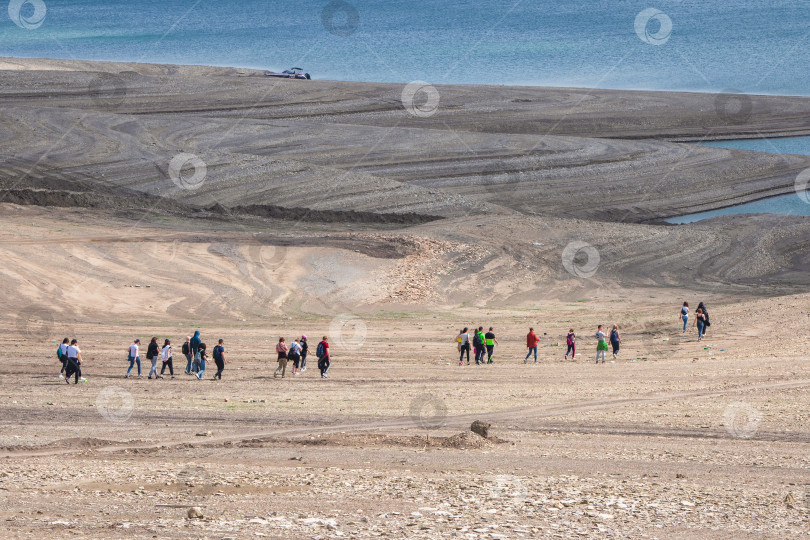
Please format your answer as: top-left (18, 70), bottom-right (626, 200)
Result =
top-left (666, 194), bottom-right (810, 224)
top-left (666, 136), bottom-right (810, 223)
top-left (2, 1), bottom-right (810, 94)
top-left (701, 137), bottom-right (810, 155)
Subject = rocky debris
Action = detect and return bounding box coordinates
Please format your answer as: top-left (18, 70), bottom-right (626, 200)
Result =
top-left (187, 507), bottom-right (204, 519)
top-left (471, 420), bottom-right (491, 438)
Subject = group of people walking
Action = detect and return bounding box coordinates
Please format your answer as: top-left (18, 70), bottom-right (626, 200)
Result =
top-left (274, 335), bottom-right (332, 378)
top-left (456, 327), bottom-right (499, 365)
top-left (124, 331), bottom-right (227, 380)
top-left (456, 300), bottom-right (710, 366)
top-left (680, 301), bottom-right (711, 341)
top-left (57, 338), bottom-right (85, 384)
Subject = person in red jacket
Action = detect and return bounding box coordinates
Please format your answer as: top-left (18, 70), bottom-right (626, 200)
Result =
top-left (317, 336), bottom-right (330, 378)
top-left (524, 328), bottom-right (540, 363)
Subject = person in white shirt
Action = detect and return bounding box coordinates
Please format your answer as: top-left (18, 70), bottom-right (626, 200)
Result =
top-left (64, 339), bottom-right (83, 384)
top-left (680, 302), bottom-right (689, 333)
top-left (160, 339), bottom-right (174, 379)
top-left (126, 339), bottom-right (141, 378)
top-left (595, 325), bottom-right (608, 364)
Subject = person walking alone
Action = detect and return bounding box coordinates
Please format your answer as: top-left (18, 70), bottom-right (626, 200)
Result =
top-left (275, 337), bottom-right (289, 378)
top-left (147, 337), bottom-right (162, 379)
top-left (317, 336), bottom-right (330, 378)
top-left (125, 338), bottom-right (141, 378)
top-left (212, 339), bottom-right (226, 380)
top-left (525, 328), bottom-right (539, 363)
top-left (565, 329), bottom-right (576, 360)
top-left (160, 339), bottom-right (174, 379)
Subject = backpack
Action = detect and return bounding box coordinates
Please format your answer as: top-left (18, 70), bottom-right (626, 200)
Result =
top-left (182, 342), bottom-right (189, 355)
top-left (57, 347), bottom-right (63, 361)
top-left (316, 342), bottom-right (325, 358)
top-left (566, 333), bottom-right (574, 346)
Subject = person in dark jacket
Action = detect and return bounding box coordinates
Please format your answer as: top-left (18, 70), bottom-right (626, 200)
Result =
top-left (317, 336), bottom-right (330, 378)
top-left (147, 337), bottom-right (162, 379)
top-left (190, 330), bottom-right (202, 374)
top-left (299, 335), bottom-right (309, 372)
top-left (212, 339), bottom-right (226, 380)
top-left (182, 336), bottom-right (192, 375)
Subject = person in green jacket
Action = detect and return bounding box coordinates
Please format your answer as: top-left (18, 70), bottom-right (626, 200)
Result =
top-left (485, 327), bottom-right (499, 364)
top-left (474, 327), bottom-right (487, 365)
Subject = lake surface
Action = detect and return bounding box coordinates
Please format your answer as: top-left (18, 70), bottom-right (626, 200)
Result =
top-left (2, 1), bottom-right (810, 94)
top-left (665, 193), bottom-right (810, 224)
top-left (665, 136), bottom-right (810, 224)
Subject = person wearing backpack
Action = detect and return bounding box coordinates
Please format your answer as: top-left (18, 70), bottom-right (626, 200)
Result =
top-left (64, 339), bottom-right (83, 384)
top-left (182, 336), bottom-right (192, 375)
top-left (680, 302), bottom-right (689, 333)
top-left (485, 327), bottom-right (498, 364)
top-left (147, 337), bottom-right (162, 379)
top-left (289, 338), bottom-right (302, 375)
top-left (212, 339), bottom-right (226, 380)
top-left (299, 335), bottom-right (309, 372)
top-left (58, 337), bottom-right (69, 379)
top-left (160, 339), bottom-right (174, 379)
top-left (473, 327), bottom-right (486, 365)
top-left (610, 325), bottom-right (621, 360)
top-left (564, 329), bottom-right (576, 360)
top-left (317, 336), bottom-right (330, 378)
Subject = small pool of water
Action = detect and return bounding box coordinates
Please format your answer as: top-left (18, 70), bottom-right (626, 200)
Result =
top-left (666, 136), bottom-right (810, 224)
top-left (700, 135), bottom-right (810, 155)
top-left (666, 193), bottom-right (810, 224)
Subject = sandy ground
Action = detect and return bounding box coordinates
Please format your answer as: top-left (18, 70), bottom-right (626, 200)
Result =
top-left (1, 58), bottom-right (810, 538)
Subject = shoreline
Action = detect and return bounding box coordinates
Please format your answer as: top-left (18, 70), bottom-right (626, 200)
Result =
top-left (4, 55), bottom-right (810, 100)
